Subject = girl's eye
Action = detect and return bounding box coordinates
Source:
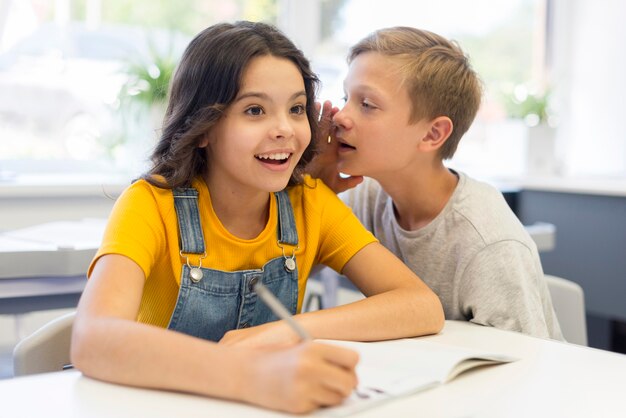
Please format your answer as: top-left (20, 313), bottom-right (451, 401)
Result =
top-left (245, 106), bottom-right (264, 116)
top-left (341, 96), bottom-right (347, 103)
top-left (290, 104), bottom-right (306, 115)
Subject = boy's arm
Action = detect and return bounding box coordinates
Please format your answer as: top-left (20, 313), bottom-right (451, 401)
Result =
top-left (459, 241), bottom-right (563, 340)
top-left (71, 254), bottom-right (359, 414)
top-left (307, 100), bottom-right (363, 193)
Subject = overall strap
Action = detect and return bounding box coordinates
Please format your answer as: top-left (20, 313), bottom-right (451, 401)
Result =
top-left (173, 188), bottom-right (206, 255)
top-left (275, 190), bottom-right (298, 246)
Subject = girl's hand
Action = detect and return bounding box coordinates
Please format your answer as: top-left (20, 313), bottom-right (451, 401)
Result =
top-left (219, 320), bottom-right (300, 348)
top-left (307, 100), bottom-right (363, 194)
top-left (241, 342), bottom-right (359, 414)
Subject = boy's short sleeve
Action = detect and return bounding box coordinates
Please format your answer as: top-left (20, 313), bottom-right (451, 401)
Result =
top-left (459, 240), bottom-right (562, 339)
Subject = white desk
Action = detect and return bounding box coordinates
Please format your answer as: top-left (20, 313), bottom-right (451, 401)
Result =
top-left (1, 321), bottom-right (624, 418)
top-left (0, 219), bottom-right (105, 314)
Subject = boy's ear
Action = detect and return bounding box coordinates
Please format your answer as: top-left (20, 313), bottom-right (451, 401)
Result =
top-left (418, 116), bottom-right (453, 152)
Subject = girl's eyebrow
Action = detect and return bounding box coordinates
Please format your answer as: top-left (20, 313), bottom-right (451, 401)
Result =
top-left (234, 90), bottom-right (307, 103)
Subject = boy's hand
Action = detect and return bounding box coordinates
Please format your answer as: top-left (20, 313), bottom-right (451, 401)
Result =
top-left (241, 342), bottom-right (359, 414)
top-left (308, 100), bottom-right (363, 194)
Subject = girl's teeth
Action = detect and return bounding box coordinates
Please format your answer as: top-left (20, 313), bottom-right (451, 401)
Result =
top-left (256, 153), bottom-right (290, 160)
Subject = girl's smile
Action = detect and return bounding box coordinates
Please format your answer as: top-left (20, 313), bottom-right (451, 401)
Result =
top-left (204, 55), bottom-right (310, 197)
top-left (254, 150), bottom-right (294, 171)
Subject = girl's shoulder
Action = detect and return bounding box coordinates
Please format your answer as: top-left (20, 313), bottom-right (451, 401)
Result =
top-left (287, 175), bottom-right (335, 199)
top-left (117, 176), bottom-right (175, 208)
top-left (286, 175), bottom-right (345, 215)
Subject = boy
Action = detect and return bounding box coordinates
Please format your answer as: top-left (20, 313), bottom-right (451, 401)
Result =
top-left (313, 27), bottom-right (562, 340)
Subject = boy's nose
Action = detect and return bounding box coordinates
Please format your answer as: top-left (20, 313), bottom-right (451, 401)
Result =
top-left (332, 107), bottom-right (352, 130)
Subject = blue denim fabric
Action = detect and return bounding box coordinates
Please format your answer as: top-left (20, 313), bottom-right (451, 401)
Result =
top-left (172, 188), bottom-right (205, 254)
top-left (168, 189), bottom-right (299, 342)
top-left (275, 190), bottom-right (298, 246)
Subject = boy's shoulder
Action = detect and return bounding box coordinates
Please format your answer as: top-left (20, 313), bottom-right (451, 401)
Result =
top-left (339, 176), bottom-right (385, 206)
top-left (449, 172), bottom-right (531, 247)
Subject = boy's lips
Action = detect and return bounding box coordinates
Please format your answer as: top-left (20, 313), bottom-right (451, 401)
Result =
top-left (336, 137), bottom-right (356, 151)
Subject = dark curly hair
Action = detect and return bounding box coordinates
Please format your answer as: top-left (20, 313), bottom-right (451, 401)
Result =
top-left (143, 21), bottom-right (319, 189)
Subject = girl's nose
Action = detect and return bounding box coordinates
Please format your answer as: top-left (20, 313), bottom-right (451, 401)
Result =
top-left (270, 115), bottom-right (295, 139)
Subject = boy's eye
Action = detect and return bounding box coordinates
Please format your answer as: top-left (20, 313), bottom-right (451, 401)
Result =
top-left (290, 104), bottom-right (306, 115)
top-left (245, 106), bottom-right (264, 116)
top-left (361, 100), bottom-right (375, 109)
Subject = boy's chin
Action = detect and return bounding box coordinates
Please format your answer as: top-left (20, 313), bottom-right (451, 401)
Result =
top-left (338, 163), bottom-right (365, 178)
top-left (339, 171), bottom-right (364, 179)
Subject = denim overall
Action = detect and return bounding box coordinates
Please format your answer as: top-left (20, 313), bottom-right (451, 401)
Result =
top-left (167, 187), bottom-right (299, 342)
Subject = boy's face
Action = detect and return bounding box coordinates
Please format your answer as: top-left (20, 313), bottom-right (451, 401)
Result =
top-left (333, 52), bottom-right (431, 178)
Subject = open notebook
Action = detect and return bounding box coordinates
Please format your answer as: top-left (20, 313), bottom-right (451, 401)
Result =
top-left (317, 338), bottom-right (517, 417)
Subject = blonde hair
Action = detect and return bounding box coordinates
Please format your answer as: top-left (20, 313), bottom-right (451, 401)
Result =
top-left (349, 27), bottom-right (482, 159)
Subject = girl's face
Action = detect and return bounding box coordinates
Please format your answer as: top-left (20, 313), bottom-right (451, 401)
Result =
top-left (332, 52), bottom-right (431, 179)
top-left (204, 55), bottom-right (310, 195)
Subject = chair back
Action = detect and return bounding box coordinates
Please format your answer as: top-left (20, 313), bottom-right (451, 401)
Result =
top-left (13, 311), bottom-right (75, 376)
top-left (545, 275), bottom-right (588, 346)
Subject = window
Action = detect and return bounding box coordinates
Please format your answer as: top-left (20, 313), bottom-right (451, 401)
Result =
top-left (0, 0), bottom-right (278, 183)
top-left (3, 0), bottom-right (622, 183)
top-left (294, 0), bottom-right (548, 179)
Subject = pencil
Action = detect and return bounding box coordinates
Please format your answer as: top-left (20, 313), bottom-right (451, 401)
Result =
top-left (253, 281), bottom-right (311, 341)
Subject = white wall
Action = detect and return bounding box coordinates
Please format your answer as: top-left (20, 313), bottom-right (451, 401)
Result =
top-left (553, 0), bottom-right (626, 176)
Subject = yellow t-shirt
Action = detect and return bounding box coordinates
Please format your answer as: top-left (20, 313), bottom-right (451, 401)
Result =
top-left (90, 176), bottom-right (377, 328)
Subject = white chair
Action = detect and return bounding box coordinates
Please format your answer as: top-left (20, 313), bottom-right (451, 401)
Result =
top-left (545, 275), bottom-right (588, 346)
top-left (12, 311), bottom-right (75, 377)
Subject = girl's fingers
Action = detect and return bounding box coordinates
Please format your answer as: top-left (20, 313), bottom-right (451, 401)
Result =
top-left (316, 342), bottom-right (360, 369)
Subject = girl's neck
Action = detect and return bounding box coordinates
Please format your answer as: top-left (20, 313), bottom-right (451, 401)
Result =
top-left (375, 162), bottom-right (458, 231)
top-left (202, 176), bottom-right (271, 240)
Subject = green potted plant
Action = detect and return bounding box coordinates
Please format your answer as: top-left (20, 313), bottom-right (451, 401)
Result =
top-left (504, 84), bottom-right (552, 127)
top-left (111, 43), bottom-right (179, 171)
top-left (115, 42), bottom-right (178, 154)
top-left (504, 84), bottom-right (559, 176)
top-left (121, 46), bottom-right (176, 110)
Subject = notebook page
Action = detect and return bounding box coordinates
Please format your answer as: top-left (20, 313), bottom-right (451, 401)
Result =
top-left (317, 338), bottom-right (517, 416)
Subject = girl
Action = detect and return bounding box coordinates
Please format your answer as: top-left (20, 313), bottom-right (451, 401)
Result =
top-left (71, 21), bottom-right (443, 414)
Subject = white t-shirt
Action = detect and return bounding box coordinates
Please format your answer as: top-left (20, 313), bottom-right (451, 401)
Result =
top-left (341, 171), bottom-right (563, 340)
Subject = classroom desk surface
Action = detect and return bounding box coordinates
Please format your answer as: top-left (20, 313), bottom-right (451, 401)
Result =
top-left (1, 320), bottom-right (624, 418)
top-left (0, 219), bottom-right (105, 314)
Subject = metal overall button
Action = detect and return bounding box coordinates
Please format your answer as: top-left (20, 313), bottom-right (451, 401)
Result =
top-left (190, 268), bottom-right (203, 283)
top-left (180, 250), bottom-right (207, 283)
top-left (277, 242), bottom-right (299, 272)
top-left (248, 276), bottom-right (260, 292)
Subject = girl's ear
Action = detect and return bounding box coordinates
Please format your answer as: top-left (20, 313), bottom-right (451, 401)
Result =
top-left (198, 133), bottom-right (210, 148)
top-left (418, 116), bottom-right (453, 152)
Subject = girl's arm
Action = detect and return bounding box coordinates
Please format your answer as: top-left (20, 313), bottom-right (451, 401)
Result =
top-left (71, 254), bottom-right (358, 414)
top-left (220, 242), bottom-right (444, 345)
top-left (300, 242), bottom-right (444, 340)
